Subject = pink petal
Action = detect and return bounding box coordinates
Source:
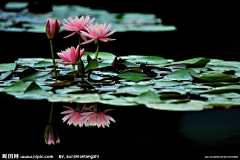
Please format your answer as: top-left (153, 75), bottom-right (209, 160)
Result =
top-left (57, 53), bottom-right (70, 62)
top-left (80, 48), bottom-right (85, 57)
top-left (80, 33), bottom-right (87, 41)
top-left (99, 38), bottom-right (108, 42)
top-left (88, 18), bottom-right (95, 26)
top-left (102, 23), bottom-right (112, 35)
top-left (62, 50), bottom-right (72, 62)
top-left (75, 45), bottom-right (80, 59)
top-left (62, 24), bottom-right (75, 31)
top-left (61, 110), bottom-right (74, 114)
top-left (103, 29), bottom-right (116, 37)
top-left (63, 32), bottom-right (76, 38)
top-left (81, 39), bottom-right (94, 45)
top-left (56, 61), bottom-right (71, 66)
top-left (70, 47), bottom-right (76, 62)
top-left (105, 114), bottom-right (116, 123)
top-left (81, 31), bottom-right (96, 39)
top-left (62, 112), bottom-right (74, 122)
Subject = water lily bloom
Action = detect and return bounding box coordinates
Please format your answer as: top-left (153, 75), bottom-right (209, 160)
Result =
top-left (80, 111), bottom-right (115, 128)
top-left (46, 18), bottom-right (61, 39)
top-left (61, 105), bottom-right (92, 127)
top-left (62, 15), bottom-right (95, 39)
top-left (56, 45), bottom-right (85, 65)
top-left (44, 125), bottom-right (60, 145)
top-left (80, 23), bottom-right (116, 45)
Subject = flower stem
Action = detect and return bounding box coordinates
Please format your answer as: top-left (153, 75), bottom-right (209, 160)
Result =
top-left (72, 65), bottom-right (75, 72)
top-left (49, 102), bottom-right (54, 124)
top-left (94, 42), bottom-right (99, 59)
top-left (77, 36), bottom-right (84, 82)
top-left (50, 39), bottom-right (58, 80)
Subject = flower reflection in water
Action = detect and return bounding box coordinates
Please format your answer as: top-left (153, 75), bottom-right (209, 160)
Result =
top-left (44, 125), bottom-right (60, 145)
top-left (61, 104), bottom-right (92, 127)
top-left (61, 104), bottom-right (115, 128)
top-left (44, 103), bottom-right (60, 145)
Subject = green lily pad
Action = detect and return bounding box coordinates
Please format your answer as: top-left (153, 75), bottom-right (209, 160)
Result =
top-left (100, 96), bottom-right (138, 106)
top-left (2, 80), bottom-right (28, 92)
top-left (153, 81), bottom-right (180, 88)
top-left (34, 62), bottom-right (53, 68)
top-left (24, 81), bottom-right (52, 95)
top-left (0, 63), bottom-right (16, 72)
top-left (207, 99), bottom-right (240, 107)
top-left (202, 82), bottom-right (238, 87)
top-left (82, 52), bottom-right (116, 61)
top-left (134, 56), bottom-right (167, 64)
top-left (163, 69), bottom-right (197, 81)
top-left (117, 70), bottom-right (148, 81)
top-left (146, 100), bottom-right (212, 111)
top-left (206, 65), bottom-right (240, 72)
top-left (48, 93), bottom-right (101, 103)
top-left (202, 85), bottom-right (240, 94)
top-left (20, 71), bottom-right (40, 81)
top-left (165, 57), bottom-right (210, 67)
top-left (135, 90), bottom-right (161, 105)
top-left (190, 72), bottom-right (239, 82)
top-left (115, 85), bottom-right (155, 96)
top-left (221, 92), bottom-right (240, 99)
top-left (85, 59), bottom-right (99, 72)
top-left (0, 71), bottom-right (13, 80)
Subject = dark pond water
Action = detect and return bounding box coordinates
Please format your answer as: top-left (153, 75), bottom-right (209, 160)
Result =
top-left (2, 98), bottom-right (240, 159)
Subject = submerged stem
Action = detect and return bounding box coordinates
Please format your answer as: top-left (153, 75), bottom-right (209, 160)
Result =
top-left (49, 103), bottom-right (54, 124)
top-left (50, 39), bottom-right (58, 80)
top-left (94, 42), bottom-right (99, 59)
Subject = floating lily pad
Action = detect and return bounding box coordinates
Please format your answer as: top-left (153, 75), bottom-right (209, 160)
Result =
top-left (34, 62), bottom-right (53, 68)
top-left (134, 56), bottom-right (167, 64)
top-left (115, 85), bottom-right (155, 96)
top-left (117, 70), bottom-right (148, 81)
top-left (190, 72), bottom-right (239, 82)
top-left (202, 85), bottom-right (240, 94)
top-left (0, 71), bottom-right (13, 80)
top-left (164, 69), bottom-right (197, 81)
top-left (2, 80), bottom-right (28, 92)
top-left (24, 81), bottom-right (52, 95)
top-left (48, 93), bottom-right (101, 103)
top-left (0, 63), bottom-right (16, 72)
top-left (82, 52), bottom-right (116, 61)
top-left (135, 90), bottom-right (161, 105)
top-left (165, 57), bottom-right (210, 67)
top-left (146, 100), bottom-right (212, 111)
top-left (85, 59), bottom-right (99, 72)
top-left (153, 81), bottom-right (180, 88)
top-left (100, 96), bottom-right (138, 106)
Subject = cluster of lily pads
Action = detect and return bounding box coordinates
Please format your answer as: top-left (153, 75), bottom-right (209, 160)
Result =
top-left (0, 2), bottom-right (176, 32)
top-left (1, 53), bottom-right (240, 111)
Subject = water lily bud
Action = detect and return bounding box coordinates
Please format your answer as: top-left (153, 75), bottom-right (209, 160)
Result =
top-left (44, 125), bottom-right (60, 145)
top-left (46, 18), bottom-right (61, 39)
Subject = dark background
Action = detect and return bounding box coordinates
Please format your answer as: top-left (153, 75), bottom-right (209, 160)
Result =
top-left (1, 1), bottom-right (240, 159)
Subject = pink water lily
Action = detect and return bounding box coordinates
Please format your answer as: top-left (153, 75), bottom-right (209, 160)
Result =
top-left (56, 45), bottom-right (85, 65)
top-left (61, 105), bottom-right (92, 127)
top-left (62, 15), bottom-right (95, 40)
top-left (46, 18), bottom-right (61, 39)
top-left (81, 23), bottom-right (116, 45)
top-left (80, 110), bottom-right (115, 128)
top-left (44, 125), bottom-right (60, 145)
